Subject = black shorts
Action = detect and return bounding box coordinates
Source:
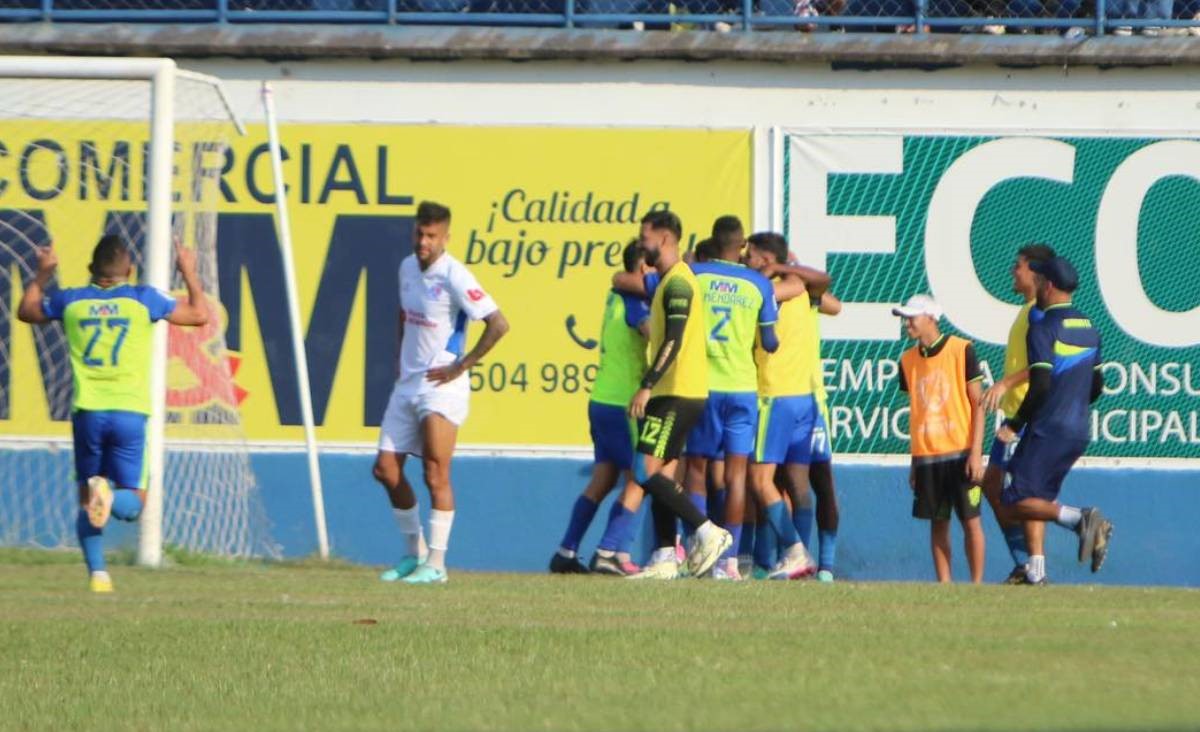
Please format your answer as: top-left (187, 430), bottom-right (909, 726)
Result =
top-left (912, 455), bottom-right (982, 522)
top-left (637, 396), bottom-right (706, 462)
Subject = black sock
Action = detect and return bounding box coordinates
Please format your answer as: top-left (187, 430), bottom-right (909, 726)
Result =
top-left (650, 498), bottom-right (677, 550)
top-left (641, 473), bottom-right (708, 529)
top-left (810, 462), bottom-right (840, 533)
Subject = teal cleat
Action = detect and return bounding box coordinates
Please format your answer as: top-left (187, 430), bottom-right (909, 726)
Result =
top-left (402, 564), bottom-right (448, 585)
top-left (379, 556), bottom-right (421, 582)
top-left (816, 570), bottom-right (835, 583)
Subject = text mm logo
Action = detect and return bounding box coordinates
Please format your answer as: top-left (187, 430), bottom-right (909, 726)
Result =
top-left (710, 281), bottom-right (739, 293)
top-left (88, 304), bottom-right (120, 316)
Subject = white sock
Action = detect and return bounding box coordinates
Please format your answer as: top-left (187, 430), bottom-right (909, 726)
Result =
top-left (557, 548), bottom-right (576, 559)
top-left (392, 507), bottom-right (423, 558)
top-left (650, 547), bottom-right (676, 565)
top-left (1027, 554), bottom-right (1046, 582)
top-left (426, 509), bottom-right (455, 571)
top-left (1056, 505), bottom-right (1084, 530)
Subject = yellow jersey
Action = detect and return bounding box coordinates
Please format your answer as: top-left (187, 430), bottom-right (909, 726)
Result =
top-left (648, 261), bottom-right (708, 399)
top-left (1000, 301), bottom-right (1036, 418)
top-left (756, 296), bottom-right (817, 398)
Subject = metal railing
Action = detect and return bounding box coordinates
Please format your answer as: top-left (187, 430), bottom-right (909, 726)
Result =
top-left (1, 0), bottom-right (1197, 35)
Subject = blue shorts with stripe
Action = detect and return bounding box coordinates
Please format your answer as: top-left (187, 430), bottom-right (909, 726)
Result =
top-left (987, 426), bottom-right (1025, 471)
top-left (685, 391), bottom-right (758, 458)
top-left (806, 404), bottom-right (833, 465)
top-left (71, 410), bottom-right (148, 489)
top-left (1002, 431), bottom-right (1087, 505)
top-left (589, 401), bottom-right (637, 471)
top-left (755, 394), bottom-right (818, 465)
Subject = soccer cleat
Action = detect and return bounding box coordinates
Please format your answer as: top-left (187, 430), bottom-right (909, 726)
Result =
top-left (751, 566), bottom-right (770, 580)
top-left (89, 571), bottom-right (114, 594)
top-left (816, 570), bottom-right (835, 583)
top-left (379, 556), bottom-right (421, 582)
top-left (628, 559), bottom-right (680, 580)
top-left (589, 553), bottom-right (640, 577)
top-left (711, 563), bottom-right (742, 581)
top-left (549, 552), bottom-right (590, 574)
top-left (1091, 518), bottom-right (1114, 573)
top-left (401, 564), bottom-right (448, 585)
top-left (1023, 575), bottom-right (1049, 586)
top-left (1077, 507), bottom-right (1102, 563)
top-left (768, 543), bottom-right (817, 581)
top-left (85, 476), bottom-right (114, 529)
top-left (686, 527), bottom-right (732, 578)
top-left (1003, 565), bottom-right (1029, 585)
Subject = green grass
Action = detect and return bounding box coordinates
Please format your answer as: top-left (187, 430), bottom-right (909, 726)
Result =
top-left (2, 553), bottom-right (1199, 732)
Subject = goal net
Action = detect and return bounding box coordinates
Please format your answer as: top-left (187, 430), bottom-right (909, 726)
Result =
top-left (0, 61), bottom-right (279, 560)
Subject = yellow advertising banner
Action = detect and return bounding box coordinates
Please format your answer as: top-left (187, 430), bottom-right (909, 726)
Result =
top-left (1, 124), bottom-right (751, 446)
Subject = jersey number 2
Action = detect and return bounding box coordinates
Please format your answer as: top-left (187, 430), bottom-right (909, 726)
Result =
top-left (709, 306), bottom-right (732, 342)
top-left (80, 317), bottom-right (131, 366)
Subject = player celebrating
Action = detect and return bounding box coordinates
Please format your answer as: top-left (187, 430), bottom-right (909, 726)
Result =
top-left (18, 235), bottom-right (210, 592)
top-left (550, 241), bottom-right (650, 574)
top-left (373, 201), bottom-right (509, 585)
top-left (995, 256), bottom-right (1111, 585)
top-left (893, 295), bottom-right (987, 583)
top-left (628, 210), bottom-right (731, 580)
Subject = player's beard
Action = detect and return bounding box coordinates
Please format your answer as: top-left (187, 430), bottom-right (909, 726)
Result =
top-left (643, 247), bottom-right (661, 267)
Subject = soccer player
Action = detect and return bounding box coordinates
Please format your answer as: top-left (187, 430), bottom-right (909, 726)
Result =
top-left (18, 235), bottom-right (210, 593)
top-left (978, 244), bottom-right (1058, 583)
top-left (680, 216), bottom-right (780, 579)
top-left (994, 256), bottom-right (1111, 585)
top-left (373, 201), bottom-right (509, 585)
top-left (550, 241), bottom-right (650, 574)
top-left (805, 290), bottom-right (843, 582)
top-left (627, 210), bottom-right (731, 580)
top-left (893, 295), bottom-right (987, 583)
top-left (744, 232), bottom-right (831, 580)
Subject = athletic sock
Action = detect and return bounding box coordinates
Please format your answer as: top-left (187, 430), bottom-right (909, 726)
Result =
top-left (818, 529), bottom-right (837, 571)
top-left (110, 489), bottom-right (142, 521)
top-left (707, 488), bottom-right (727, 524)
top-left (1026, 554), bottom-right (1046, 583)
top-left (641, 473), bottom-right (707, 529)
top-left (793, 505), bottom-right (815, 548)
top-left (1056, 504), bottom-right (1084, 531)
top-left (682, 492), bottom-right (708, 541)
top-left (559, 496), bottom-right (599, 554)
top-left (723, 523), bottom-right (743, 560)
top-left (737, 522), bottom-right (755, 555)
top-left (392, 506), bottom-right (423, 557)
top-left (76, 509), bottom-right (104, 574)
top-left (597, 502), bottom-right (634, 553)
top-left (765, 500), bottom-right (799, 547)
top-left (1002, 523), bottom-right (1029, 567)
top-left (426, 509), bottom-right (454, 571)
top-left (753, 519), bottom-right (777, 569)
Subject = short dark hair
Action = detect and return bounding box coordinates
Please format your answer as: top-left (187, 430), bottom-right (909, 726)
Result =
top-left (693, 238), bottom-right (718, 263)
top-left (747, 231), bottom-right (788, 265)
top-left (641, 210), bottom-right (682, 241)
top-left (622, 239), bottom-right (644, 273)
top-left (416, 201), bottom-right (451, 226)
top-left (711, 214), bottom-right (743, 242)
top-left (90, 234), bottom-right (130, 277)
top-left (1018, 244), bottom-right (1055, 265)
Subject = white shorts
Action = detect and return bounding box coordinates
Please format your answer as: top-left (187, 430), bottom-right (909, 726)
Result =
top-left (377, 387), bottom-right (469, 456)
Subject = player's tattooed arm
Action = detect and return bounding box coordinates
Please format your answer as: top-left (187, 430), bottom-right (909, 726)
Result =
top-left (166, 244), bottom-right (209, 327)
top-left (639, 278), bottom-right (692, 391)
top-left (427, 310), bottom-right (510, 386)
top-left (17, 244), bottom-right (57, 324)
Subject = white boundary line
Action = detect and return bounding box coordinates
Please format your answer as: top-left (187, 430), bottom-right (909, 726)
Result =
top-left (0, 436), bottom-right (1195, 470)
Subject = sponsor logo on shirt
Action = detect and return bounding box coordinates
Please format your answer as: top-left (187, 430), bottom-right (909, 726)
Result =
top-left (88, 303), bottom-right (120, 316)
top-left (467, 289), bottom-right (487, 302)
top-left (404, 311), bottom-right (438, 328)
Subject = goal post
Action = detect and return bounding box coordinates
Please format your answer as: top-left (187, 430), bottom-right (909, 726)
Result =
top-left (0, 56), bottom-right (277, 565)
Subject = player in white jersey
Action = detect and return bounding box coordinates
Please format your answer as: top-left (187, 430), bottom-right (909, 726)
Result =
top-left (373, 201), bottom-right (510, 585)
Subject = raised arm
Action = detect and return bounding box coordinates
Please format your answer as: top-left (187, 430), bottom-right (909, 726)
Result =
top-left (166, 244), bottom-right (209, 327)
top-left (17, 245), bottom-right (57, 325)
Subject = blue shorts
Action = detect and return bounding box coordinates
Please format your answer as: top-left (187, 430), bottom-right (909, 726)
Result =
top-left (987, 426), bottom-right (1025, 470)
top-left (589, 401), bottom-right (636, 471)
top-left (1002, 432), bottom-right (1087, 505)
top-left (755, 394), bottom-right (817, 465)
top-left (800, 403), bottom-right (833, 465)
top-left (71, 410), bottom-right (148, 489)
top-left (685, 391), bottom-right (758, 458)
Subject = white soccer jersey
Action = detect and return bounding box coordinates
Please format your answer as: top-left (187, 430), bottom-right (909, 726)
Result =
top-left (396, 252), bottom-right (498, 397)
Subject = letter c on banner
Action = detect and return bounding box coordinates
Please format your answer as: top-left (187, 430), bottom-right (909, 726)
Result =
top-left (925, 138), bottom-right (1076, 345)
top-left (1095, 140), bottom-right (1200, 348)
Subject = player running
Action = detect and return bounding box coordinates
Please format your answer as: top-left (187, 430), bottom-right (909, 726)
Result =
top-left (994, 256), bottom-right (1111, 585)
top-left (373, 201), bottom-right (509, 585)
top-left (627, 210), bottom-right (731, 580)
top-left (550, 241), bottom-right (650, 574)
top-left (18, 235), bottom-right (210, 593)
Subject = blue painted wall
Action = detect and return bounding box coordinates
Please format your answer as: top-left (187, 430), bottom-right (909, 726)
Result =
top-left (254, 453), bottom-right (1199, 587)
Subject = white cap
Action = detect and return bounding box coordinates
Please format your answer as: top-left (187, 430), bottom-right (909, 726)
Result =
top-left (892, 294), bottom-right (943, 320)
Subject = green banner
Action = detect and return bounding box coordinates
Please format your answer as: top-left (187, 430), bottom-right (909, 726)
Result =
top-left (785, 134), bottom-right (1200, 459)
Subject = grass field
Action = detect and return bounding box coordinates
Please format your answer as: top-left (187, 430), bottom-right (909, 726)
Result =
top-left (2, 550), bottom-right (1199, 732)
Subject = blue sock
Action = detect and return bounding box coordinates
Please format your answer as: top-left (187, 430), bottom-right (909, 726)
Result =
top-left (753, 520), bottom-right (777, 569)
top-left (793, 506), bottom-right (815, 548)
top-left (597, 502), bottom-right (633, 553)
top-left (1003, 523), bottom-right (1029, 567)
top-left (76, 509), bottom-right (105, 573)
top-left (111, 489), bottom-right (142, 522)
top-left (766, 500), bottom-right (799, 547)
top-left (682, 492), bottom-right (707, 541)
top-left (818, 529), bottom-right (837, 571)
top-left (738, 522), bottom-right (755, 555)
top-left (707, 489), bottom-right (727, 524)
top-left (723, 523), bottom-right (743, 560)
top-left (559, 496), bottom-right (599, 554)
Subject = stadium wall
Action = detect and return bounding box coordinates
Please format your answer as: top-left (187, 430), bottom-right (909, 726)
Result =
top-left (4, 55), bottom-right (1198, 583)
